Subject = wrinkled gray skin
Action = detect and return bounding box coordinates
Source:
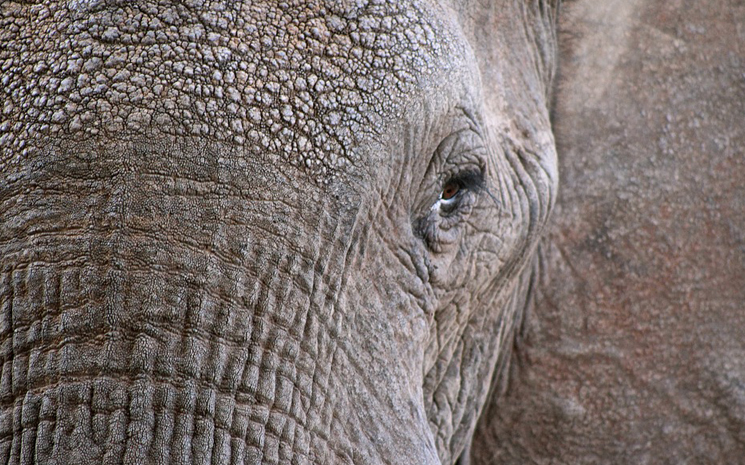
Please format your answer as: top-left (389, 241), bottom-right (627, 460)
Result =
top-left (473, 0), bottom-right (745, 463)
top-left (0, 0), bottom-right (558, 464)
top-left (5, 0), bottom-right (741, 463)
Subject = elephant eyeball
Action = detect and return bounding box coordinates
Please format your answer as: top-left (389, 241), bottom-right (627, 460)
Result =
top-left (441, 182), bottom-right (460, 200)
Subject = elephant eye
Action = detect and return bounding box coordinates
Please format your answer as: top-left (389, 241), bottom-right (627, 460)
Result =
top-left (415, 169), bottom-right (486, 252)
top-left (439, 170), bottom-right (484, 204)
top-left (441, 182), bottom-right (460, 200)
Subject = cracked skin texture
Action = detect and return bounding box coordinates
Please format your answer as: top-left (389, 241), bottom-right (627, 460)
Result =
top-left (1, 0), bottom-right (457, 179)
top-left (1, 0), bottom-right (559, 464)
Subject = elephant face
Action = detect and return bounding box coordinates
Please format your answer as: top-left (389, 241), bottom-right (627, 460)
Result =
top-left (0, 0), bottom-right (557, 463)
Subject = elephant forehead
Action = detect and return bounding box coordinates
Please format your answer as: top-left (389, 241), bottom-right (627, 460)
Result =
top-left (1, 0), bottom-right (466, 180)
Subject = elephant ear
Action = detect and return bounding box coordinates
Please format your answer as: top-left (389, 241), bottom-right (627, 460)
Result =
top-left (471, 0), bottom-right (745, 463)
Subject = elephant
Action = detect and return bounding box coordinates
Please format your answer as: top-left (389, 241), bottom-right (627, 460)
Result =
top-left (0, 0), bottom-right (558, 463)
top-left (2, 0), bottom-right (744, 464)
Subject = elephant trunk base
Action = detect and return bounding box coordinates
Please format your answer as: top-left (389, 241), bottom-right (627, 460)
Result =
top-left (0, 249), bottom-right (439, 465)
top-left (2, 379), bottom-right (261, 465)
top-left (0, 252), bottom-right (321, 465)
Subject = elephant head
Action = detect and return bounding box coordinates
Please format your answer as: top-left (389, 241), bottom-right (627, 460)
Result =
top-left (0, 0), bottom-right (558, 463)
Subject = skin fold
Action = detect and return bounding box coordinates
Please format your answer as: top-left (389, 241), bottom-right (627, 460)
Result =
top-left (0, 1), bottom-right (558, 463)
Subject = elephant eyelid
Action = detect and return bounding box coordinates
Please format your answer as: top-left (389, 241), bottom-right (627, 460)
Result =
top-left (440, 170), bottom-right (485, 200)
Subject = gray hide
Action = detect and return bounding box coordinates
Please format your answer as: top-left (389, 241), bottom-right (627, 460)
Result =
top-left (0, 0), bottom-right (557, 464)
top-left (471, 0), bottom-right (745, 463)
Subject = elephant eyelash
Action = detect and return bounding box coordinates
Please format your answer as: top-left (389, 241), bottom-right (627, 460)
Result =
top-left (437, 169), bottom-right (485, 211)
top-left (443, 170), bottom-right (484, 194)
